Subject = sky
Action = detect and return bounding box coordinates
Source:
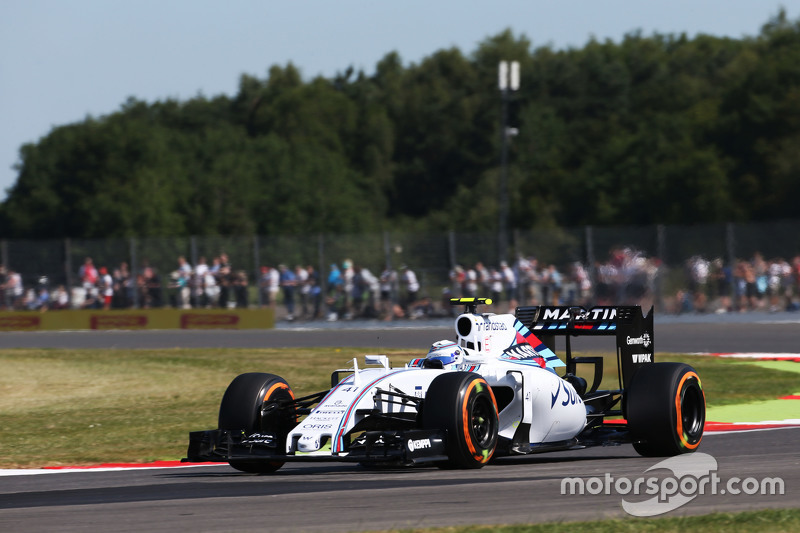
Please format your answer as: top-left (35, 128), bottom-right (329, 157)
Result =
top-left (1, 0), bottom-right (797, 202)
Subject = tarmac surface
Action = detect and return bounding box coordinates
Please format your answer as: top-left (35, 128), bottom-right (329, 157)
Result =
top-left (1, 310), bottom-right (800, 353)
top-left (1, 429), bottom-right (797, 532)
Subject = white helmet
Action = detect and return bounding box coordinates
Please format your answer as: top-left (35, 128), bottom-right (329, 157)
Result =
top-left (424, 340), bottom-right (463, 369)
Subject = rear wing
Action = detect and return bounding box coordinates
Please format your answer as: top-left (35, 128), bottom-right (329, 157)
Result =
top-left (514, 305), bottom-right (654, 391)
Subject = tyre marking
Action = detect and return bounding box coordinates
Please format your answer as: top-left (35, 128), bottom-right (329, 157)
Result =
top-left (675, 371), bottom-right (704, 450)
top-left (461, 378), bottom-right (498, 463)
top-left (262, 382), bottom-right (294, 402)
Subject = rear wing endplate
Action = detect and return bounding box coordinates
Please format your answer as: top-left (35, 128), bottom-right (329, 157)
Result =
top-left (515, 305), bottom-right (654, 389)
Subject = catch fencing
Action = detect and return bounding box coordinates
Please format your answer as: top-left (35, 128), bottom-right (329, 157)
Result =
top-left (3, 220), bottom-right (800, 314)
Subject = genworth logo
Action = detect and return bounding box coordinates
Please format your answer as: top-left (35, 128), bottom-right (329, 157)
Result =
top-left (560, 453), bottom-right (784, 517)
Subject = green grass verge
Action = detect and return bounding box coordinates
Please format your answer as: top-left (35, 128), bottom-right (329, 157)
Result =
top-left (0, 348), bottom-right (797, 468)
top-left (369, 508), bottom-right (800, 533)
top-left (572, 352), bottom-right (799, 406)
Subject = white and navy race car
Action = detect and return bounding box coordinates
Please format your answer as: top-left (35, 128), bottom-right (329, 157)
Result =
top-left (185, 298), bottom-right (706, 472)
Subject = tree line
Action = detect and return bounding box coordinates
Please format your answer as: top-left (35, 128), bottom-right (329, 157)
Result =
top-left (2, 11), bottom-right (800, 239)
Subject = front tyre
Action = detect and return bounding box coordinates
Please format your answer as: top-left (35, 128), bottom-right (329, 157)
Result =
top-left (422, 372), bottom-right (498, 469)
top-left (626, 363), bottom-right (705, 457)
top-left (218, 372), bottom-right (296, 473)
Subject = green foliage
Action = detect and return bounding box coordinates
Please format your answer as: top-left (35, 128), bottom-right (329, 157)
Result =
top-left (4, 12), bottom-right (800, 239)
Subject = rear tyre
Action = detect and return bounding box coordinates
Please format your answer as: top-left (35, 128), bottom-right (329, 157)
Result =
top-left (218, 372), bottom-right (296, 473)
top-left (626, 363), bottom-right (705, 457)
top-left (422, 372), bottom-right (498, 469)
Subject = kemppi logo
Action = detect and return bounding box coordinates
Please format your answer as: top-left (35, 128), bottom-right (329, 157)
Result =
top-left (90, 315), bottom-right (148, 330)
top-left (0, 315), bottom-right (42, 330)
top-left (407, 438), bottom-right (432, 452)
top-left (180, 314), bottom-right (239, 329)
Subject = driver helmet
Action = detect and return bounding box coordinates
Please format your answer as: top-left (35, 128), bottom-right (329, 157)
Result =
top-left (425, 340), bottom-right (463, 369)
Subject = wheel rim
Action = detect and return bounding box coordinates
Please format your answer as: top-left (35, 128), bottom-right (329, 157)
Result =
top-left (259, 387), bottom-right (296, 433)
top-left (680, 382), bottom-right (705, 441)
top-left (470, 395), bottom-right (496, 448)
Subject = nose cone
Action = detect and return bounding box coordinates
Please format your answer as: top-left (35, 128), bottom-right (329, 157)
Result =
top-left (297, 435), bottom-right (322, 452)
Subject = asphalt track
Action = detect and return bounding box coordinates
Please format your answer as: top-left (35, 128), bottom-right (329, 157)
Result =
top-left (1, 429), bottom-right (798, 532)
top-left (1, 310), bottom-right (800, 353)
top-left (1, 313), bottom-right (799, 532)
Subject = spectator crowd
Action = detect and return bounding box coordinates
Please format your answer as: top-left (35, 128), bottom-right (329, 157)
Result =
top-left (3, 248), bottom-right (800, 320)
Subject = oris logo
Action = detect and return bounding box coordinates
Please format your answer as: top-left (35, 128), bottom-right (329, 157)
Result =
top-left (626, 333), bottom-right (651, 348)
top-left (407, 438), bottom-right (432, 452)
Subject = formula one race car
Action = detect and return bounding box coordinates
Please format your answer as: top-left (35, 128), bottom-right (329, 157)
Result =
top-left (185, 298), bottom-right (706, 472)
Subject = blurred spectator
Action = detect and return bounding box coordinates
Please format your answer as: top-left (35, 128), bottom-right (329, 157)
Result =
top-left (768, 257), bottom-right (792, 312)
top-left (259, 266), bottom-right (272, 308)
top-left (342, 259), bottom-right (355, 319)
top-left (542, 264), bottom-right (562, 305)
top-left (295, 265), bottom-right (309, 319)
top-left (710, 258), bottom-right (732, 313)
top-left (352, 264), bottom-right (379, 318)
top-left (50, 285), bottom-right (69, 310)
top-left (327, 263), bottom-right (344, 321)
top-left (464, 266), bottom-right (478, 298)
top-left (571, 262), bottom-right (592, 306)
top-left (279, 264), bottom-right (296, 321)
top-left (177, 256), bottom-right (192, 275)
top-left (112, 263), bottom-right (131, 308)
top-left (24, 277), bottom-right (50, 311)
top-left (11, 235), bottom-right (800, 318)
top-left (195, 256), bottom-right (209, 279)
top-left (203, 264), bottom-right (219, 307)
top-left (268, 265), bottom-right (280, 312)
top-left (490, 267), bottom-right (503, 306)
top-left (99, 267), bottom-right (113, 310)
top-left (519, 256), bottom-right (541, 306)
top-left (5, 268), bottom-right (24, 309)
top-left (409, 296), bottom-right (435, 319)
top-left (379, 265), bottom-right (396, 320)
top-left (79, 257), bottom-right (98, 306)
top-left (0, 265), bottom-right (7, 309)
top-left (475, 262), bottom-right (490, 297)
top-left (234, 270), bottom-right (249, 308)
top-left (501, 261), bottom-right (517, 312)
top-left (400, 264), bottom-right (419, 316)
top-left (687, 256), bottom-right (709, 313)
top-left (194, 257), bottom-right (209, 308)
top-left (142, 263), bottom-right (162, 308)
top-left (307, 265), bottom-right (322, 319)
top-left (216, 254), bottom-right (232, 308)
top-left (449, 265), bottom-right (465, 297)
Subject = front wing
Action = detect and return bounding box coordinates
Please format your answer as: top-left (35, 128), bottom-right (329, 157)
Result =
top-left (184, 428), bottom-right (448, 465)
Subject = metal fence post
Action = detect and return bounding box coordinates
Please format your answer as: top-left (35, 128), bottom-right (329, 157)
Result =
top-left (656, 224), bottom-right (666, 310)
top-left (383, 231), bottom-right (391, 270)
top-left (130, 237), bottom-right (139, 308)
top-left (585, 225), bottom-right (595, 288)
top-left (64, 238), bottom-right (72, 307)
top-left (448, 230), bottom-right (456, 270)
top-left (318, 234), bottom-right (326, 296)
top-left (726, 223), bottom-right (736, 302)
top-left (254, 234), bottom-right (261, 308)
top-left (190, 236), bottom-right (198, 270)
top-left (2, 239), bottom-right (9, 308)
